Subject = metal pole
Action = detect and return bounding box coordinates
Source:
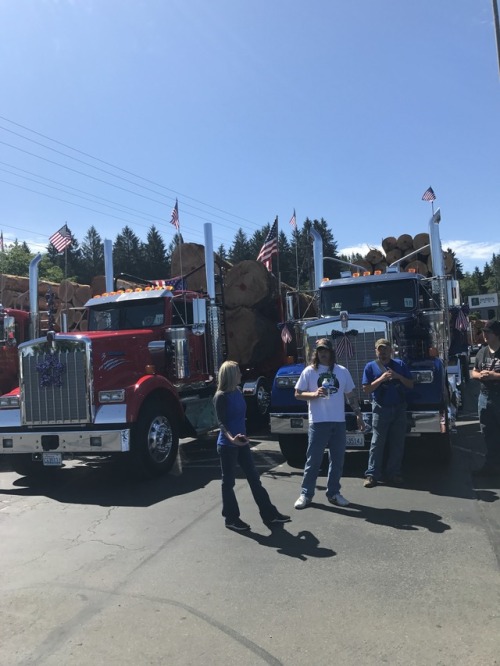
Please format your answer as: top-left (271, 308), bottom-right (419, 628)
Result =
top-left (493, 0), bottom-right (500, 77)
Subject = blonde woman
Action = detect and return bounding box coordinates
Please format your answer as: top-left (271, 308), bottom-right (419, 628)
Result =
top-left (214, 361), bottom-right (290, 531)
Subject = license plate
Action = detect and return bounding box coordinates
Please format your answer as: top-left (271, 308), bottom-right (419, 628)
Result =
top-left (346, 433), bottom-right (365, 448)
top-left (290, 418), bottom-right (304, 429)
top-left (42, 452), bottom-right (63, 466)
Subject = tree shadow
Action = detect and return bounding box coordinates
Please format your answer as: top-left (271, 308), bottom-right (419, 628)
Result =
top-left (314, 502), bottom-right (451, 533)
top-left (239, 524), bottom-right (336, 561)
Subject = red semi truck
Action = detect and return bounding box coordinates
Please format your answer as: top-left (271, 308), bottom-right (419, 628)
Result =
top-left (0, 225), bottom-right (282, 477)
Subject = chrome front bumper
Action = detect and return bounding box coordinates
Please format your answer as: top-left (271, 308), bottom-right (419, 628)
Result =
top-left (0, 429), bottom-right (130, 454)
top-left (271, 410), bottom-right (443, 437)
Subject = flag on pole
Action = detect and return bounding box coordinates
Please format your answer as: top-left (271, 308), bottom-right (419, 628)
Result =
top-left (281, 324), bottom-right (292, 344)
top-left (257, 217), bottom-right (279, 271)
top-left (49, 224), bottom-right (72, 253)
top-left (455, 308), bottom-right (469, 331)
top-left (289, 209), bottom-right (296, 229)
top-left (421, 186), bottom-right (436, 202)
top-left (170, 198), bottom-right (179, 230)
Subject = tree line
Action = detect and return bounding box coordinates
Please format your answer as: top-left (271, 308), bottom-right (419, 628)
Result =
top-left (0, 221), bottom-right (499, 303)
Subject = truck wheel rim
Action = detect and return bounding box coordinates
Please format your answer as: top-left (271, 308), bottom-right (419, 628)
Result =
top-left (256, 385), bottom-right (270, 415)
top-left (148, 416), bottom-right (173, 463)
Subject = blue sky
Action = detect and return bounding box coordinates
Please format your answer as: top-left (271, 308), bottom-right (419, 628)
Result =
top-left (1, 0), bottom-right (499, 274)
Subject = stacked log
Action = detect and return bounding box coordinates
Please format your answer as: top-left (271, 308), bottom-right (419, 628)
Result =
top-left (356, 232), bottom-right (455, 277)
top-left (170, 244), bottom-right (315, 367)
top-left (0, 273), bottom-right (91, 331)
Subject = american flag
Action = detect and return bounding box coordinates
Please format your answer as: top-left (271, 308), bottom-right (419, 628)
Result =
top-left (49, 224), bottom-right (72, 253)
top-left (421, 187), bottom-right (436, 202)
top-left (257, 217), bottom-right (278, 271)
top-left (170, 198), bottom-right (179, 230)
top-left (281, 324), bottom-right (292, 344)
top-left (335, 335), bottom-right (354, 359)
top-left (289, 209), bottom-right (296, 229)
top-left (455, 308), bottom-right (469, 331)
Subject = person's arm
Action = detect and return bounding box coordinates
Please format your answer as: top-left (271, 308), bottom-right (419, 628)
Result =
top-left (471, 349), bottom-right (484, 380)
top-left (362, 364), bottom-right (388, 394)
top-left (345, 390), bottom-right (365, 431)
top-left (389, 362), bottom-right (414, 389)
top-left (295, 368), bottom-right (325, 400)
top-left (295, 387), bottom-right (325, 400)
top-left (213, 392), bottom-right (248, 446)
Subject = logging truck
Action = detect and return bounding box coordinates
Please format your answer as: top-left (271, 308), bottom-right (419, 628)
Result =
top-left (0, 306), bottom-right (30, 395)
top-left (271, 209), bottom-right (466, 468)
top-left (0, 224), bottom-right (256, 477)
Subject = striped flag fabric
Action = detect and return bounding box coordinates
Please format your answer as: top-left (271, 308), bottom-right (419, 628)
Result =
top-left (49, 224), bottom-right (72, 253)
top-left (281, 324), bottom-right (292, 344)
top-left (335, 334), bottom-right (354, 359)
top-left (421, 187), bottom-right (436, 202)
top-left (289, 209), bottom-right (296, 229)
top-left (257, 217), bottom-right (278, 271)
top-left (455, 308), bottom-right (469, 331)
top-left (170, 199), bottom-right (179, 230)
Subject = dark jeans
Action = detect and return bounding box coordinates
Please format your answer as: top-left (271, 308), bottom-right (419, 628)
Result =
top-left (217, 444), bottom-right (278, 522)
top-left (365, 402), bottom-right (407, 481)
top-left (478, 392), bottom-right (500, 467)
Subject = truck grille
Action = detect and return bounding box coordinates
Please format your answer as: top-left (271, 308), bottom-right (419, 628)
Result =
top-left (21, 340), bottom-right (90, 425)
top-left (331, 324), bottom-right (388, 400)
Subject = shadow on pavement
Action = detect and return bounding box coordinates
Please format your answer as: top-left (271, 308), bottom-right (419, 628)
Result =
top-left (239, 524), bottom-right (336, 561)
top-left (315, 501), bottom-right (451, 533)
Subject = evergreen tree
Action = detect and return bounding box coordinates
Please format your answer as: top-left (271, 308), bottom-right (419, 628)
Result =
top-left (484, 253), bottom-right (500, 294)
top-left (216, 244), bottom-right (227, 262)
top-left (113, 226), bottom-right (143, 278)
top-left (229, 228), bottom-right (251, 263)
top-left (142, 225), bottom-right (168, 280)
top-left (79, 226), bottom-right (105, 284)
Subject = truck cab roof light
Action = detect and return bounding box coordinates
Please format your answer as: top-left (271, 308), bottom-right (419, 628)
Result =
top-left (363, 271), bottom-right (371, 276)
top-left (408, 268), bottom-right (416, 273)
top-left (374, 270), bottom-right (382, 275)
top-left (352, 272), bottom-right (360, 278)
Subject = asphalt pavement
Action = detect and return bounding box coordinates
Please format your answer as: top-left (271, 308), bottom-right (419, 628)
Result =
top-left (0, 375), bottom-right (499, 665)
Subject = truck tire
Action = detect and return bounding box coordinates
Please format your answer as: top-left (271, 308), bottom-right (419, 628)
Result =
top-left (278, 435), bottom-right (308, 469)
top-left (131, 401), bottom-right (179, 478)
top-left (246, 379), bottom-right (271, 429)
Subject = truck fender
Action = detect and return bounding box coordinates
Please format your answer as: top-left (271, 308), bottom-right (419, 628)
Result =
top-left (126, 374), bottom-right (184, 424)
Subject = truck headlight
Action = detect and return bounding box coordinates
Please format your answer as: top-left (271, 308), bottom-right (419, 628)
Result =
top-left (275, 376), bottom-right (300, 389)
top-left (0, 396), bottom-right (20, 408)
top-left (99, 389), bottom-right (125, 403)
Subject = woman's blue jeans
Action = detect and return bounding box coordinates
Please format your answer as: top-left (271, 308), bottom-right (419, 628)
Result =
top-left (365, 402), bottom-right (407, 481)
top-left (301, 421), bottom-right (347, 500)
top-left (217, 444), bottom-right (277, 522)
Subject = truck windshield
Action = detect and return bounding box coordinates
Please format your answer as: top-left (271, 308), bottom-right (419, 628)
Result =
top-left (321, 279), bottom-right (420, 315)
top-left (88, 300), bottom-right (165, 331)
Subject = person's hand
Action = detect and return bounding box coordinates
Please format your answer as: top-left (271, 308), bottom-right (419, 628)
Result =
top-left (234, 434), bottom-right (249, 446)
top-left (356, 414), bottom-right (366, 432)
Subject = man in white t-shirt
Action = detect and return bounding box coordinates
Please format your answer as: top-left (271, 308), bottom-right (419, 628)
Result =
top-left (294, 338), bottom-right (365, 509)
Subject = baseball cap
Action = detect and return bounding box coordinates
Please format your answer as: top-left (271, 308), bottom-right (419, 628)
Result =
top-left (315, 338), bottom-right (333, 350)
top-left (375, 338), bottom-right (391, 349)
top-left (483, 320), bottom-right (500, 336)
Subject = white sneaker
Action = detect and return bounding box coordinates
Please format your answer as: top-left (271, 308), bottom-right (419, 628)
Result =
top-left (294, 494), bottom-right (311, 509)
top-left (327, 493), bottom-right (350, 507)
